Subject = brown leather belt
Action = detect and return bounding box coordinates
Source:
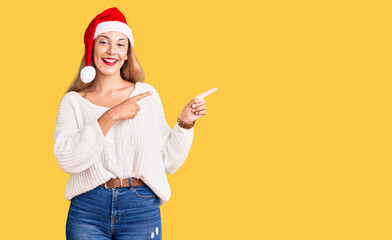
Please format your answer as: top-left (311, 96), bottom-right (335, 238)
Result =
top-left (101, 178), bottom-right (145, 189)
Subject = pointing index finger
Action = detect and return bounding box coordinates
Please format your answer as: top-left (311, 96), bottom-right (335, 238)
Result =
top-left (195, 87), bottom-right (218, 99)
top-left (130, 91), bottom-right (153, 101)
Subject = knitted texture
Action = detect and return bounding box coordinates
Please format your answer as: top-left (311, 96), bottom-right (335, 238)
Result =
top-left (53, 82), bottom-right (194, 206)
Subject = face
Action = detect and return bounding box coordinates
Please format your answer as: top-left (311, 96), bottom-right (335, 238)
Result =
top-left (92, 31), bottom-right (129, 76)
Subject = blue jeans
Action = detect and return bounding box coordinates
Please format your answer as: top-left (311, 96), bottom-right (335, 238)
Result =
top-left (66, 178), bottom-right (162, 239)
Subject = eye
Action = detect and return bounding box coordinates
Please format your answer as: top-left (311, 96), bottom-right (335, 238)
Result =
top-left (118, 43), bottom-right (125, 47)
top-left (99, 41), bottom-right (108, 44)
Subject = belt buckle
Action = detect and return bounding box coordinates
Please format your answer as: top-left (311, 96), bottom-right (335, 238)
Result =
top-left (104, 182), bottom-right (109, 189)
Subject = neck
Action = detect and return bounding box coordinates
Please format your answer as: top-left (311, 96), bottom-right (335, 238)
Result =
top-left (89, 72), bottom-right (126, 93)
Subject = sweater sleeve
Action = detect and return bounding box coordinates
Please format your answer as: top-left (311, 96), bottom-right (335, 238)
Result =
top-left (152, 88), bottom-right (194, 174)
top-left (53, 94), bottom-right (109, 174)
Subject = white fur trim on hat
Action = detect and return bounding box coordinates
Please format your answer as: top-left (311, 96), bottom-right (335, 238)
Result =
top-left (80, 66), bottom-right (96, 83)
top-left (93, 21), bottom-right (134, 47)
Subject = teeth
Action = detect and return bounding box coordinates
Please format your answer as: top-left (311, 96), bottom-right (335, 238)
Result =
top-left (103, 59), bottom-right (117, 63)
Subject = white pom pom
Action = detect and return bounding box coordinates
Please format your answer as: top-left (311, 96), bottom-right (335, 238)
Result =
top-left (80, 66), bottom-right (96, 83)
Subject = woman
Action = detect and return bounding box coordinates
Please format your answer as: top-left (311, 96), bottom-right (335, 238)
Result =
top-left (53, 7), bottom-right (216, 240)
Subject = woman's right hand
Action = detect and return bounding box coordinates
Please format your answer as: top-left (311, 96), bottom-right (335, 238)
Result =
top-left (109, 91), bottom-right (153, 122)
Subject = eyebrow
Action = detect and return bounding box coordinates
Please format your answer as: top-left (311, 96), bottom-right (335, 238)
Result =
top-left (99, 35), bottom-right (127, 41)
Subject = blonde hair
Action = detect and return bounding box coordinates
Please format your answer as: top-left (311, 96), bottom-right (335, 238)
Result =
top-left (66, 39), bottom-right (145, 93)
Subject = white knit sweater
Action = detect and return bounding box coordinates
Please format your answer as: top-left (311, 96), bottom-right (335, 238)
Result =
top-left (53, 81), bottom-right (194, 206)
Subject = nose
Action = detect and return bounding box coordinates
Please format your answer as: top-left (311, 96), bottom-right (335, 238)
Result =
top-left (107, 44), bottom-right (116, 55)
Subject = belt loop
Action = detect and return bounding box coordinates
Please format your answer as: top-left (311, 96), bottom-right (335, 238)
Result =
top-left (128, 177), bottom-right (133, 190)
top-left (129, 177), bottom-right (134, 189)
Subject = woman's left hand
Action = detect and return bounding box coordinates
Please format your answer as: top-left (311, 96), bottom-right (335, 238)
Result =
top-left (178, 88), bottom-right (217, 124)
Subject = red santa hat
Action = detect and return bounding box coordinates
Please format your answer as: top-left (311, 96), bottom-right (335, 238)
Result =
top-left (81, 7), bottom-right (134, 83)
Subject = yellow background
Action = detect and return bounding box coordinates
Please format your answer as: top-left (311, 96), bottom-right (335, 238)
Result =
top-left (0, 0), bottom-right (391, 239)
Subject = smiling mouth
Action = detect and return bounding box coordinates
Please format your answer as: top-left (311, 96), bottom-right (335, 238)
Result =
top-left (102, 58), bottom-right (118, 66)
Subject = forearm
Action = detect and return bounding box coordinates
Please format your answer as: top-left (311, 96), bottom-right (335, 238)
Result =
top-left (162, 122), bottom-right (194, 174)
top-left (98, 110), bottom-right (117, 136)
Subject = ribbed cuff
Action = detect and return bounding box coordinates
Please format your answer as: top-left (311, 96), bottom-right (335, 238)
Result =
top-left (174, 122), bottom-right (195, 133)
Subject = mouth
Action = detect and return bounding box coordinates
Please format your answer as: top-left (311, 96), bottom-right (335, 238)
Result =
top-left (102, 58), bottom-right (118, 66)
